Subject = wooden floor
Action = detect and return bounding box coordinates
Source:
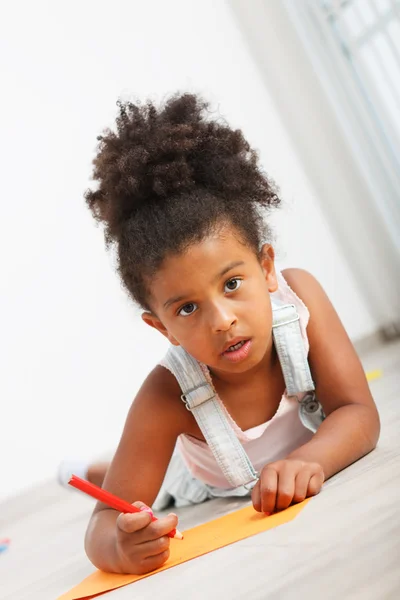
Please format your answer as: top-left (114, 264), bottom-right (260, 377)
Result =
top-left (1, 339), bottom-right (399, 600)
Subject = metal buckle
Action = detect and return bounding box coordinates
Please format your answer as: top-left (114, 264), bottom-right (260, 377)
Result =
top-left (272, 304), bottom-right (300, 328)
top-left (272, 316), bottom-right (300, 328)
top-left (242, 473), bottom-right (260, 491)
top-left (181, 393), bottom-right (193, 411)
top-left (302, 391), bottom-right (320, 414)
top-left (181, 383), bottom-right (215, 411)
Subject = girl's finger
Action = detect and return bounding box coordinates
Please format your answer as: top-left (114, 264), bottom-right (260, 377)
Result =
top-left (119, 513), bottom-right (179, 545)
top-left (134, 513), bottom-right (179, 544)
top-left (275, 465), bottom-right (296, 511)
top-left (135, 535), bottom-right (170, 558)
top-left (307, 472), bottom-right (324, 497)
top-left (132, 501), bottom-right (151, 510)
top-left (293, 469), bottom-right (312, 503)
top-left (135, 548), bottom-right (170, 575)
top-left (260, 467), bottom-right (278, 514)
top-left (251, 480), bottom-right (262, 512)
top-left (117, 510), bottom-right (153, 534)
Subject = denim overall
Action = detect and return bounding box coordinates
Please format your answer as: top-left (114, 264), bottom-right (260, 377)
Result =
top-left (153, 299), bottom-right (325, 509)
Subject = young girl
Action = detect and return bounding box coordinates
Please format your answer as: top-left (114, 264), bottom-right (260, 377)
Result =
top-left (75, 93), bottom-right (379, 575)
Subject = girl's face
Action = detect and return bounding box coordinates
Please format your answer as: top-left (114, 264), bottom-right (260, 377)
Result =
top-left (142, 225), bottom-right (278, 378)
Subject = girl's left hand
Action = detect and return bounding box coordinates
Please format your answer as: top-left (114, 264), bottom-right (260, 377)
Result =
top-left (251, 459), bottom-right (325, 514)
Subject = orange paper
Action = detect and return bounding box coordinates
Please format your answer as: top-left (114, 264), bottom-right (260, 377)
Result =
top-left (58, 499), bottom-right (310, 600)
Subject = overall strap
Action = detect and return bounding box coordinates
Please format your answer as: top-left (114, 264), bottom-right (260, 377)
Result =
top-left (272, 299), bottom-right (324, 433)
top-left (271, 300), bottom-right (315, 396)
top-left (163, 345), bottom-right (258, 488)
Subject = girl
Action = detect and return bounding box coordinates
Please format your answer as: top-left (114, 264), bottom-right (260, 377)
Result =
top-left (75, 94), bottom-right (379, 575)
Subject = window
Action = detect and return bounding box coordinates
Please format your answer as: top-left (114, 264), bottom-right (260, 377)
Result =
top-left (286, 0), bottom-right (400, 251)
top-left (320, 0), bottom-right (400, 172)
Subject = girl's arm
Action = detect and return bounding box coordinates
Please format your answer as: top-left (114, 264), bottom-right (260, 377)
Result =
top-left (285, 268), bottom-right (380, 473)
top-left (84, 365), bottom-right (190, 573)
top-left (252, 268), bottom-right (380, 513)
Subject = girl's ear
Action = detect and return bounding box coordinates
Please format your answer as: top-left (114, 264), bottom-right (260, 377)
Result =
top-left (141, 312), bottom-right (180, 346)
top-left (260, 244), bottom-right (278, 293)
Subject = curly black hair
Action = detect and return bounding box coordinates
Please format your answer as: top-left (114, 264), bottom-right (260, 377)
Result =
top-left (85, 93), bottom-right (281, 311)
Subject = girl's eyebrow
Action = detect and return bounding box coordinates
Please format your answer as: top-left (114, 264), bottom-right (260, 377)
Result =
top-left (164, 293), bottom-right (188, 310)
top-left (215, 260), bottom-right (245, 283)
top-left (163, 260), bottom-right (245, 309)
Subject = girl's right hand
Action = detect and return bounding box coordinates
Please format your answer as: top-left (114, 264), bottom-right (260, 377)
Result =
top-left (115, 501), bottom-right (179, 574)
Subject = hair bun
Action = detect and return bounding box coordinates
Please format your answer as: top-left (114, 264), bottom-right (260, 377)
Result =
top-left (85, 93), bottom-right (279, 241)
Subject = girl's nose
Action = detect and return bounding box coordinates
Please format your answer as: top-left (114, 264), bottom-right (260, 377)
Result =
top-left (210, 303), bottom-right (237, 332)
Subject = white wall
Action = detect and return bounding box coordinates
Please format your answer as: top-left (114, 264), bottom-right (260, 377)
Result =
top-left (0, 0), bottom-right (377, 501)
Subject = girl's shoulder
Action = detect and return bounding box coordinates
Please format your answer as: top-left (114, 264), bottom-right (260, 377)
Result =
top-left (131, 364), bottom-right (191, 435)
top-left (280, 268), bottom-right (325, 316)
top-left (279, 268), bottom-right (338, 337)
top-left (137, 364), bottom-right (205, 440)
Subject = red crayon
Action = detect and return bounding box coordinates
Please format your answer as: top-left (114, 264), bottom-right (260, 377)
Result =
top-left (69, 474), bottom-right (183, 540)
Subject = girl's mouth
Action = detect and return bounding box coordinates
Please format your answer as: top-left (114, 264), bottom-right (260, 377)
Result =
top-left (222, 339), bottom-right (252, 363)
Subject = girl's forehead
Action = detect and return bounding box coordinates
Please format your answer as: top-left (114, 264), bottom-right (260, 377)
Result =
top-left (149, 230), bottom-right (259, 305)
top-left (162, 229), bottom-right (254, 276)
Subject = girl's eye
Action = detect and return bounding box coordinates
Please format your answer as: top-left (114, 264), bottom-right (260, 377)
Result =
top-left (224, 278), bottom-right (242, 293)
top-left (178, 302), bottom-right (198, 317)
